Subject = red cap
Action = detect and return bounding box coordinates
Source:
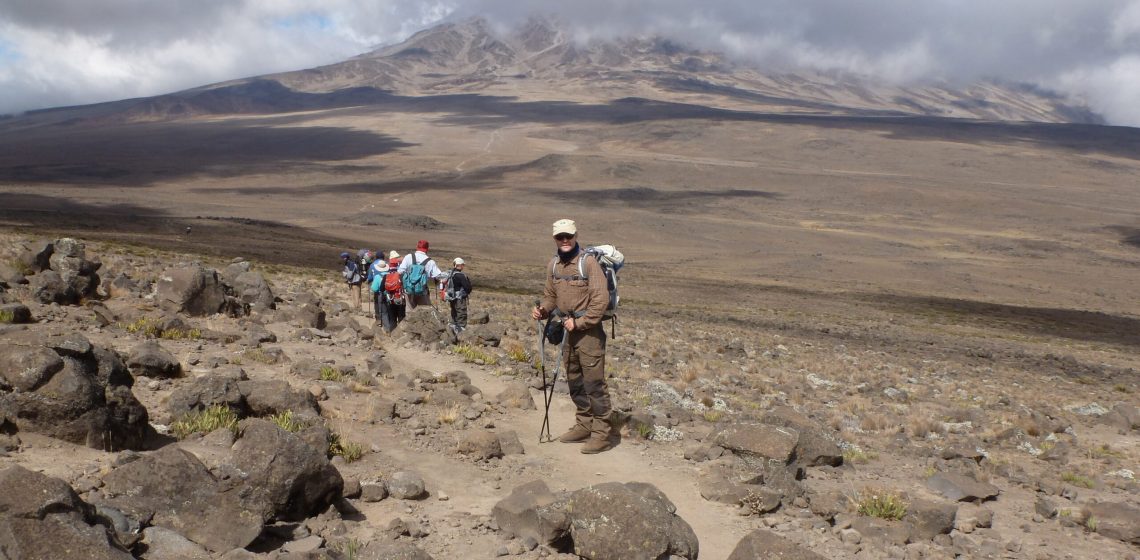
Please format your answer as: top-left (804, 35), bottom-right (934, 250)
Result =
top-left (416, 240), bottom-right (429, 251)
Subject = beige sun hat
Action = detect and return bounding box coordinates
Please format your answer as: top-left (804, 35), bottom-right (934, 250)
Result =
top-left (453, 257), bottom-right (465, 265)
top-left (389, 250), bottom-right (399, 260)
top-left (552, 218), bottom-right (577, 237)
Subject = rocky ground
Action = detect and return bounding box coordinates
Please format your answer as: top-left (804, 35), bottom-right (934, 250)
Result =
top-left (1, 233), bottom-right (1138, 560)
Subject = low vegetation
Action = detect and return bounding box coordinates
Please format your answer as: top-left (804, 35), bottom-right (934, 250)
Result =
top-left (1061, 472), bottom-right (1096, 489)
top-left (170, 405), bottom-right (239, 439)
top-left (0, 309), bottom-right (14, 324)
top-left (853, 488), bottom-right (908, 520)
top-left (329, 432), bottom-right (365, 463)
top-left (455, 343), bottom-right (498, 365)
top-left (268, 410), bottom-right (309, 433)
top-left (319, 366), bottom-right (344, 382)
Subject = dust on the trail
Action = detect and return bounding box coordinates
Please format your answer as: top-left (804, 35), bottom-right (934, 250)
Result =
top-left (380, 344), bottom-right (757, 560)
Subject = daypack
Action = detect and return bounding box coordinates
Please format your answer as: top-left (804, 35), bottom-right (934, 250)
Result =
top-left (402, 253), bottom-right (433, 297)
top-left (437, 270), bottom-right (453, 302)
top-left (383, 271), bottom-right (404, 305)
top-left (552, 244), bottom-right (625, 334)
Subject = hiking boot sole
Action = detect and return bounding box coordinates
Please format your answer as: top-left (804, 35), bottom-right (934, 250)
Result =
top-left (580, 441), bottom-right (613, 454)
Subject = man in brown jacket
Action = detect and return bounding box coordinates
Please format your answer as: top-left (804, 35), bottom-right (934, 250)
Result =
top-left (531, 218), bottom-right (614, 454)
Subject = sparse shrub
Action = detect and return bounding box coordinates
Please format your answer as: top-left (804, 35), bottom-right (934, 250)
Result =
top-left (329, 433), bottom-right (365, 462)
top-left (0, 310), bottom-right (14, 324)
top-left (702, 409), bottom-right (724, 423)
top-left (1061, 472), bottom-right (1096, 489)
top-left (455, 343), bottom-right (498, 365)
top-left (268, 410), bottom-right (309, 433)
top-left (1085, 515), bottom-right (1099, 533)
top-left (908, 416), bottom-right (944, 438)
top-left (741, 490), bottom-right (772, 515)
top-left (504, 342), bottom-right (531, 364)
top-left (1087, 443), bottom-right (1125, 460)
top-left (860, 413), bottom-right (895, 432)
top-left (160, 327), bottom-right (201, 341)
top-left (843, 449), bottom-right (879, 464)
top-left (853, 487), bottom-right (907, 520)
top-left (319, 366), bottom-right (343, 382)
top-left (439, 403), bottom-right (462, 424)
top-left (331, 537), bottom-right (362, 560)
top-left (171, 405), bottom-right (239, 439)
top-left (242, 348), bottom-right (276, 364)
top-left (634, 423), bottom-right (654, 439)
top-left (122, 317), bottom-right (161, 337)
top-left (1113, 384), bottom-right (1131, 393)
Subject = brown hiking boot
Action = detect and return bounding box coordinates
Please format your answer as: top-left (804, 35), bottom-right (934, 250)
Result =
top-left (558, 424), bottom-right (591, 443)
top-left (580, 436), bottom-right (613, 454)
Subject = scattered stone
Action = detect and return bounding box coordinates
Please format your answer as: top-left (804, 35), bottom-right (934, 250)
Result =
top-left (726, 529), bottom-right (826, 560)
top-left (926, 472), bottom-right (1000, 502)
top-left (127, 340), bottom-right (182, 378)
top-left (458, 430), bottom-right (503, 460)
top-left (357, 541), bottom-right (434, 560)
top-left (496, 381), bottom-right (537, 410)
top-left (710, 423), bottom-right (799, 464)
top-left (498, 430), bottom-right (525, 455)
top-left (361, 483), bottom-right (388, 502)
top-left (386, 471), bottom-right (427, 500)
top-left (157, 265), bottom-right (233, 317)
top-left (140, 526), bottom-right (212, 560)
top-left (903, 498), bottom-right (958, 540)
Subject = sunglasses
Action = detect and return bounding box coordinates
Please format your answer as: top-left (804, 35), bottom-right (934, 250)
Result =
top-left (554, 233), bottom-right (575, 241)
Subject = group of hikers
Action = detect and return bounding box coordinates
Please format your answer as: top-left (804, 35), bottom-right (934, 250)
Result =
top-left (340, 239), bottom-right (472, 335)
top-left (338, 220), bottom-right (623, 455)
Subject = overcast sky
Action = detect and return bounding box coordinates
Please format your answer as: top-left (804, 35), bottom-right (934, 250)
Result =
top-left (2, 0), bottom-right (1140, 125)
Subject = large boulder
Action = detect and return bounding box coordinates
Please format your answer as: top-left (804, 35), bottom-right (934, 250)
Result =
top-left (99, 446), bottom-right (264, 553)
top-left (925, 472), bottom-right (1000, 502)
top-left (48, 237), bottom-right (101, 299)
top-left (711, 424), bottom-right (799, 464)
top-left (157, 265), bottom-right (234, 317)
top-left (727, 529), bottom-right (826, 560)
top-left (18, 240), bottom-right (53, 273)
top-left (566, 482), bottom-right (698, 560)
top-left (31, 269), bottom-right (79, 305)
top-left (0, 336), bottom-right (150, 450)
top-left (0, 465), bottom-right (133, 560)
top-left (229, 418), bottom-right (343, 521)
top-left (492, 480), bottom-right (570, 544)
top-left (238, 379), bottom-right (320, 419)
top-left (126, 340), bottom-right (182, 378)
top-left (230, 271), bottom-right (275, 311)
top-left (168, 374), bottom-right (247, 420)
top-left (0, 302), bottom-right (33, 324)
top-left (761, 406), bottom-right (844, 467)
top-left (1085, 501), bottom-right (1140, 545)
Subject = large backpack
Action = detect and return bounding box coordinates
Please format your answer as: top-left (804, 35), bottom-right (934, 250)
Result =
top-left (383, 270), bottom-right (404, 305)
top-left (553, 245), bottom-right (625, 333)
top-left (402, 253), bottom-right (432, 297)
top-left (437, 270), bottom-right (455, 302)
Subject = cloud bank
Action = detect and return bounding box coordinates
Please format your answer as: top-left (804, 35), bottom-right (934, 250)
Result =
top-left (2, 0), bottom-right (1139, 125)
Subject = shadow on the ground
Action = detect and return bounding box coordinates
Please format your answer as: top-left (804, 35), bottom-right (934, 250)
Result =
top-left (0, 193), bottom-right (357, 268)
top-left (1108, 226), bottom-right (1140, 248)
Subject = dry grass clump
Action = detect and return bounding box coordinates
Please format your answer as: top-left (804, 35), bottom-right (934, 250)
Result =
top-left (171, 405), bottom-right (239, 439)
top-left (907, 413), bottom-right (945, 438)
top-left (455, 343), bottom-right (498, 365)
top-left (1061, 472), bottom-right (1096, 489)
top-left (438, 403), bottom-right (463, 424)
top-left (268, 410), bottom-right (310, 433)
top-left (851, 487), bottom-right (908, 520)
top-left (241, 348), bottom-right (277, 364)
top-left (319, 366), bottom-right (344, 382)
top-left (503, 342), bottom-right (531, 364)
top-left (329, 433), bottom-right (365, 462)
top-left (859, 412), bottom-right (898, 433)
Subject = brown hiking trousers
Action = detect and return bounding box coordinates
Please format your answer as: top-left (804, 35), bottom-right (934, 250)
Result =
top-left (564, 324), bottom-right (610, 431)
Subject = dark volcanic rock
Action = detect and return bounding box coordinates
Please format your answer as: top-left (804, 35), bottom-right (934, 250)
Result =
top-left (926, 472), bottom-right (1000, 502)
top-left (761, 406), bottom-right (844, 467)
top-left (157, 265), bottom-right (230, 317)
top-left (566, 482), bottom-right (697, 560)
top-left (904, 498), bottom-right (958, 540)
top-left (0, 466), bottom-right (132, 559)
top-left (168, 374), bottom-right (246, 420)
top-left (127, 340), bottom-right (181, 378)
top-left (0, 336), bottom-right (149, 449)
top-left (100, 446), bottom-right (264, 553)
top-left (492, 480), bottom-right (569, 545)
top-left (727, 529), bottom-right (826, 560)
top-left (711, 423), bottom-right (799, 464)
top-left (31, 269), bottom-right (79, 305)
top-left (238, 379), bottom-right (320, 419)
top-left (230, 270), bottom-right (275, 311)
top-left (229, 418), bottom-right (343, 521)
top-left (1085, 501), bottom-right (1140, 545)
top-left (19, 240), bottom-right (53, 273)
top-left (0, 302), bottom-right (32, 324)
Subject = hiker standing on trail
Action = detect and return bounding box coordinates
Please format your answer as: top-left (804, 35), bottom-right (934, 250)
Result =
top-left (368, 257), bottom-right (389, 324)
top-left (341, 252), bottom-right (363, 310)
top-left (531, 219), bottom-right (615, 454)
top-left (397, 240), bottom-right (443, 310)
top-left (446, 257), bottom-right (473, 334)
top-left (386, 251), bottom-right (406, 327)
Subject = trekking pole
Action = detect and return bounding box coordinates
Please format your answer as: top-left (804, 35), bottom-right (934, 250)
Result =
top-left (536, 301), bottom-right (554, 443)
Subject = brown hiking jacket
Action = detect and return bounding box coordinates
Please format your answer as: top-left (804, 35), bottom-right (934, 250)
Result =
top-left (541, 250), bottom-right (609, 331)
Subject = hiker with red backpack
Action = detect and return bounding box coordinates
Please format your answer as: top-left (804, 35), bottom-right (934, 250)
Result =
top-left (531, 219), bottom-right (621, 454)
top-left (382, 251), bottom-right (406, 330)
top-left (397, 240), bottom-right (444, 310)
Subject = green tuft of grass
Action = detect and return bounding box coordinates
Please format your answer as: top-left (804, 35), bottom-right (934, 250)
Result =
top-left (854, 488), bottom-right (908, 520)
top-left (702, 409), bottom-right (724, 422)
top-left (121, 317), bottom-right (161, 337)
top-left (0, 310), bottom-right (14, 324)
top-left (1061, 472), bottom-right (1096, 489)
top-left (268, 410), bottom-right (309, 433)
top-left (170, 405), bottom-right (239, 439)
top-left (331, 537), bottom-right (362, 560)
top-left (319, 366), bottom-right (344, 382)
top-left (329, 433), bottom-right (365, 462)
top-left (634, 423), bottom-right (654, 439)
top-left (843, 449), bottom-right (879, 464)
top-left (1086, 515), bottom-right (1099, 533)
top-left (455, 343), bottom-right (498, 365)
top-left (504, 343), bottom-right (531, 364)
top-left (160, 327), bottom-right (201, 340)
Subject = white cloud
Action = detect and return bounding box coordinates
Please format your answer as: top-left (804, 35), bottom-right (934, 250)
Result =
top-left (0, 0), bottom-right (1139, 125)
